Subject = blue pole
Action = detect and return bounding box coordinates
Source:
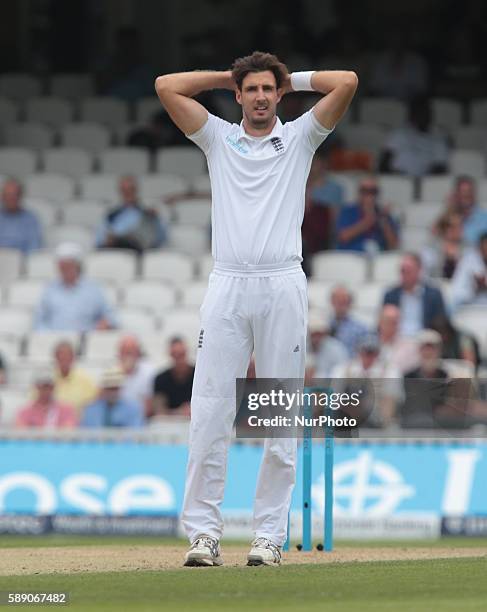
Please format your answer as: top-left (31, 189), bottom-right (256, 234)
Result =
top-left (324, 406), bottom-right (334, 552)
top-left (302, 391), bottom-right (312, 551)
top-left (283, 510), bottom-right (290, 551)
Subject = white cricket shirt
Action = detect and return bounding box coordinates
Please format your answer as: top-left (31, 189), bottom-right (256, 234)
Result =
top-left (187, 110), bottom-right (332, 265)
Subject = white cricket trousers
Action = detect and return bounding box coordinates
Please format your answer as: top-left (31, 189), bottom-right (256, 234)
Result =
top-left (181, 261), bottom-right (308, 547)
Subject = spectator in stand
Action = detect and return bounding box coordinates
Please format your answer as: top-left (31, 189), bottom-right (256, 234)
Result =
top-left (379, 97), bottom-right (449, 177)
top-left (95, 176), bottom-right (167, 252)
top-left (152, 337), bottom-right (195, 418)
top-left (423, 212), bottom-right (463, 279)
top-left (331, 334), bottom-right (402, 428)
top-left (53, 340), bottom-right (98, 416)
top-left (430, 314), bottom-right (479, 370)
top-left (34, 243), bottom-right (117, 332)
top-left (450, 232), bottom-right (487, 310)
top-left (81, 367), bottom-right (143, 428)
top-left (369, 31), bottom-right (428, 100)
top-left (328, 285), bottom-right (369, 357)
top-left (313, 321), bottom-right (348, 379)
top-left (383, 252), bottom-right (447, 336)
top-left (377, 304), bottom-right (419, 374)
top-left (118, 335), bottom-right (156, 419)
top-left (0, 178), bottom-right (42, 253)
top-left (438, 176), bottom-right (487, 246)
top-left (16, 369), bottom-right (77, 428)
top-left (0, 352), bottom-right (7, 385)
top-left (402, 329), bottom-right (455, 428)
top-left (336, 176), bottom-right (399, 252)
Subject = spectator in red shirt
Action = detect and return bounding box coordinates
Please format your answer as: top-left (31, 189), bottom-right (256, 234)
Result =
top-left (16, 368), bottom-right (77, 428)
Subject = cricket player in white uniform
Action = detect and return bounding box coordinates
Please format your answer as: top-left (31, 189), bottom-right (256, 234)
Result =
top-left (155, 52), bottom-right (357, 566)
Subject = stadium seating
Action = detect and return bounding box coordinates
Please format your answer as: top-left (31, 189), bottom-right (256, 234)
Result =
top-left (80, 97), bottom-right (129, 128)
top-left (135, 97), bottom-right (163, 124)
top-left (452, 306), bottom-right (487, 358)
top-left (50, 73), bottom-right (94, 100)
top-left (25, 173), bottom-right (75, 202)
top-left (0, 147), bottom-right (37, 177)
top-left (61, 123), bottom-right (111, 155)
top-left (118, 307), bottom-right (160, 333)
top-left (0, 73), bottom-right (41, 100)
top-left (25, 251), bottom-right (56, 280)
top-left (45, 225), bottom-right (93, 251)
top-left (142, 251), bottom-right (195, 284)
top-left (4, 123), bottom-right (53, 150)
top-left (156, 147), bottom-right (206, 179)
top-left (43, 148), bottom-right (93, 180)
top-left (85, 250), bottom-right (138, 285)
top-left (420, 176), bottom-right (454, 202)
top-left (179, 282), bottom-right (209, 308)
top-left (61, 201), bottom-right (106, 229)
top-left (0, 307), bottom-right (32, 339)
top-left (306, 280), bottom-right (332, 310)
top-left (312, 252), bottom-right (368, 284)
top-left (0, 249), bottom-right (23, 284)
top-left (431, 98), bottom-right (463, 129)
top-left (25, 97), bottom-right (74, 128)
top-left (7, 279), bottom-right (45, 308)
top-left (0, 388), bottom-right (26, 425)
top-left (371, 252), bottom-right (402, 283)
top-left (99, 147), bottom-right (150, 175)
top-left (173, 199), bottom-right (211, 226)
top-left (359, 98), bottom-right (407, 128)
top-left (80, 174), bottom-right (119, 202)
top-left (453, 126), bottom-right (487, 151)
top-left (450, 150), bottom-right (485, 178)
top-left (124, 282), bottom-right (177, 313)
top-left (470, 99), bottom-right (487, 125)
top-left (0, 96), bottom-right (18, 125)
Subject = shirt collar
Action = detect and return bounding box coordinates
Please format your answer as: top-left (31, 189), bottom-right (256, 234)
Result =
top-left (237, 116), bottom-right (284, 142)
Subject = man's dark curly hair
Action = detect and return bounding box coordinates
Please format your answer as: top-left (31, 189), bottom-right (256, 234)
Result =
top-left (231, 51), bottom-right (288, 90)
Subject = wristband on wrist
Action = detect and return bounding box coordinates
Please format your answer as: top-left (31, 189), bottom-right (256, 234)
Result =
top-left (290, 71), bottom-right (315, 92)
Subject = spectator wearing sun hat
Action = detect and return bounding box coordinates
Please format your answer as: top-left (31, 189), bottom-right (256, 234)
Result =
top-left (16, 368), bottom-right (78, 428)
top-left (81, 367), bottom-right (144, 428)
top-left (34, 242), bottom-right (118, 332)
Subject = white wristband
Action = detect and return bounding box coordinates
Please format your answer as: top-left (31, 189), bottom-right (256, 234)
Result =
top-left (290, 71), bottom-right (315, 92)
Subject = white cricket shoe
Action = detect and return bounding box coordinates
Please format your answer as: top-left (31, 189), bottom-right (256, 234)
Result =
top-left (247, 537), bottom-right (282, 566)
top-left (184, 535), bottom-right (223, 567)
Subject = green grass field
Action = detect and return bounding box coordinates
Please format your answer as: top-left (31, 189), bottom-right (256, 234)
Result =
top-left (0, 537), bottom-right (486, 611)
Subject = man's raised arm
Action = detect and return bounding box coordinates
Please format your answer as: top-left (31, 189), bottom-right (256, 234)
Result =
top-left (155, 71), bottom-right (234, 136)
top-left (288, 70), bottom-right (358, 131)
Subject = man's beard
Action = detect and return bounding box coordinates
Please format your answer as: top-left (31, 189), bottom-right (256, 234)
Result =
top-left (245, 109), bottom-right (275, 130)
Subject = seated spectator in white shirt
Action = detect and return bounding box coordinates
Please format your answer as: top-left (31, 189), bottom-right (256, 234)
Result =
top-left (117, 335), bottom-right (156, 419)
top-left (331, 334), bottom-right (402, 428)
top-left (379, 96), bottom-right (449, 177)
top-left (34, 242), bottom-right (118, 332)
top-left (0, 178), bottom-right (42, 253)
top-left (450, 233), bottom-right (487, 311)
top-left (377, 304), bottom-right (419, 374)
top-left (95, 175), bottom-right (167, 252)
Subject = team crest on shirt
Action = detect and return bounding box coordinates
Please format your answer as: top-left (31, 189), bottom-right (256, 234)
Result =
top-left (270, 137), bottom-right (285, 155)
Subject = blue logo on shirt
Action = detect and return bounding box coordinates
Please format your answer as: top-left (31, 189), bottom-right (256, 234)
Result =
top-left (226, 135), bottom-right (249, 154)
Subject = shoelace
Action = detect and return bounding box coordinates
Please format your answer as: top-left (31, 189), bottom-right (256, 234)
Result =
top-left (191, 536), bottom-right (219, 557)
top-left (252, 537), bottom-right (282, 562)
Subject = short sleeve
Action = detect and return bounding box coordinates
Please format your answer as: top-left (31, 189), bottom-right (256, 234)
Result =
top-left (186, 113), bottom-right (230, 155)
top-left (289, 109), bottom-right (333, 152)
